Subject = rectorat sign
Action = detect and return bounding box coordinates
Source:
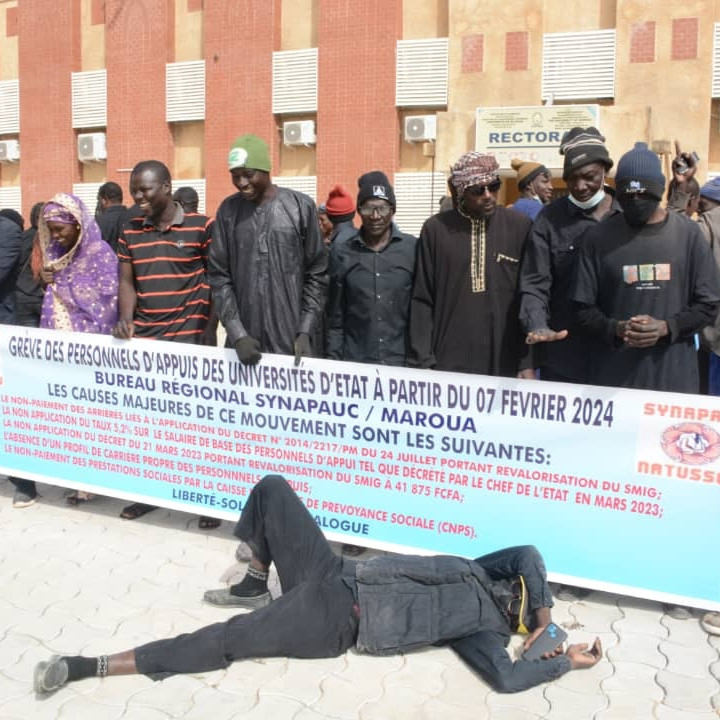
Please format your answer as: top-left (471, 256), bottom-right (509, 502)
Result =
top-left (476, 105), bottom-right (599, 170)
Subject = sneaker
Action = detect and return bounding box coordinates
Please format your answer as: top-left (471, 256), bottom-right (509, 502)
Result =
top-left (33, 656), bottom-right (69, 694)
top-left (13, 490), bottom-right (36, 508)
top-left (203, 587), bottom-right (271, 609)
top-left (665, 604), bottom-right (693, 620)
top-left (701, 611), bottom-right (720, 635)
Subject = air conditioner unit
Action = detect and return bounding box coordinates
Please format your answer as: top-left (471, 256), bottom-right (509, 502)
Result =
top-left (78, 132), bottom-right (107, 163)
top-left (283, 120), bottom-right (316, 146)
top-left (404, 115), bottom-right (437, 142)
top-left (0, 140), bottom-right (20, 163)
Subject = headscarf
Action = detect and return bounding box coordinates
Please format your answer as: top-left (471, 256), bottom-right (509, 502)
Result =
top-left (449, 152), bottom-right (500, 197)
top-left (39, 192), bottom-right (119, 334)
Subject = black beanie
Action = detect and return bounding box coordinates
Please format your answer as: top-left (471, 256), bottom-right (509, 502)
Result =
top-left (560, 127), bottom-right (613, 180)
top-left (357, 171), bottom-right (396, 210)
top-left (614, 142), bottom-right (666, 200)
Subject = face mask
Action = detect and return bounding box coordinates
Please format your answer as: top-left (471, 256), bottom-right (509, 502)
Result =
top-left (619, 195), bottom-right (659, 227)
top-left (568, 186), bottom-right (606, 210)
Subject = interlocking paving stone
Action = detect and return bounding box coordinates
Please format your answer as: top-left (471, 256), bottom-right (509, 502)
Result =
top-left (659, 639), bottom-right (718, 679)
top-left (606, 631), bottom-right (666, 668)
top-left (227, 694), bottom-right (305, 719)
top-left (125, 674), bottom-right (207, 717)
top-left (654, 705), bottom-right (719, 720)
top-left (358, 684), bottom-right (434, 720)
top-left (656, 670), bottom-right (719, 714)
top-left (56, 695), bottom-right (125, 719)
top-left (261, 657), bottom-right (345, 706)
top-left (543, 684), bottom-right (608, 719)
top-left (594, 691), bottom-right (656, 720)
top-left (600, 661), bottom-right (663, 699)
top-left (486, 681), bottom-right (550, 716)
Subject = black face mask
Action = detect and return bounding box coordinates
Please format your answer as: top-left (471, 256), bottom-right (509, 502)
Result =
top-left (619, 195), bottom-right (659, 227)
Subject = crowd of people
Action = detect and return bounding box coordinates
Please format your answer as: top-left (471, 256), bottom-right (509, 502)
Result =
top-left (2, 127), bottom-right (719, 695)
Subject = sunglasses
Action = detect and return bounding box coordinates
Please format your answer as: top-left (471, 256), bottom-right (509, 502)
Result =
top-left (467, 181), bottom-right (501, 196)
top-left (359, 204), bottom-right (393, 218)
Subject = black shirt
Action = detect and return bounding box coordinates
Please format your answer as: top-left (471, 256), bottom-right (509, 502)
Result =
top-left (518, 191), bottom-right (622, 382)
top-left (327, 225), bottom-right (417, 365)
top-left (97, 204), bottom-right (131, 254)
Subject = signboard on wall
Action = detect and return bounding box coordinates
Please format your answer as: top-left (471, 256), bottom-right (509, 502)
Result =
top-left (475, 105), bottom-right (599, 170)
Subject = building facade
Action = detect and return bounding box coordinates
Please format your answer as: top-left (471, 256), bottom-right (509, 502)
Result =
top-left (0, 0), bottom-right (719, 234)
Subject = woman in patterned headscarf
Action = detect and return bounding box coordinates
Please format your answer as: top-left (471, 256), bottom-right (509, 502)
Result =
top-left (39, 192), bottom-right (119, 333)
top-left (39, 193), bottom-right (119, 505)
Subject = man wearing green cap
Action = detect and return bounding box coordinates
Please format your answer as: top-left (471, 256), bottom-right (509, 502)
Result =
top-left (209, 134), bottom-right (327, 366)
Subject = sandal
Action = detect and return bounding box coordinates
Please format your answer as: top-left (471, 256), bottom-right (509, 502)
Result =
top-left (66, 491), bottom-right (94, 506)
top-left (199, 516), bottom-right (221, 530)
top-left (120, 502), bottom-right (157, 520)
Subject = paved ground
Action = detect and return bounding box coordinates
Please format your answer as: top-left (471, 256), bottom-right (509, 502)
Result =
top-left (1, 480), bottom-right (718, 720)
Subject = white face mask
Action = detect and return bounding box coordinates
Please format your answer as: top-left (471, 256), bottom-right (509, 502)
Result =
top-left (568, 186), bottom-right (606, 210)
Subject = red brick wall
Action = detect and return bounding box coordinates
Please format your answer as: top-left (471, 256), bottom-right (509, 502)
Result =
top-left (204, 1), bottom-right (280, 214)
top-left (630, 21), bottom-right (655, 63)
top-left (91, 0), bottom-right (105, 26)
top-left (315, 0), bottom-right (401, 205)
top-left (672, 17), bottom-right (698, 61)
top-left (505, 31), bottom-right (528, 72)
top-left (462, 34), bottom-right (484, 74)
top-left (18, 0), bottom-right (81, 215)
top-left (105, 0), bottom-right (174, 198)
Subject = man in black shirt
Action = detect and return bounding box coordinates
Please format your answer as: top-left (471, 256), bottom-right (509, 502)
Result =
top-left (327, 172), bottom-right (417, 365)
top-left (96, 182), bottom-right (130, 254)
top-left (519, 127), bottom-right (620, 383)
top-left (572, 142), bottom-right (720, 393)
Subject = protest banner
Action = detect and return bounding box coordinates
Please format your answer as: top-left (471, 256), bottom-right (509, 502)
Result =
top-left (0, 327), bottom-right (718, 609)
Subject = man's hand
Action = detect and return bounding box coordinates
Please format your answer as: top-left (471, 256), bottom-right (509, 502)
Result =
top-left (235, 336), bottom-right (262, 365)
top-left (40, 267), bottom-right (54, 286)
top-left (566, 637), bottom-right (603, 669)
top-left (621, 315), bottom-right (668, 348)
top-left (672, 141), bottom-right (698, 186)
top-left (526, 328), bottom-right (569, 345)
top-left (294, 333), bottom-right (312, 367)
top-left (112, 319), bottom-right (135, 339)
top-left (517, 368), bottom-right (537, 380)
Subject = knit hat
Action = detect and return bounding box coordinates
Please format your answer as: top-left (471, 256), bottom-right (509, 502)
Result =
top-left (700, 177), bottom-right (720, 203)
top-left (228, 134), bottom-right (271, 172)
top-left (449, 152), bottom-right (500, 196)
top-left (511, 159), bottom-right (549, 190)
top-left (614, 142), bottom-right (665, 200)
top-left (325, 184), bottom-right (356, 216)
top-left (357, 171), bottom-right (396, 209)
top-left (559, 127), bottom-right (613, 180)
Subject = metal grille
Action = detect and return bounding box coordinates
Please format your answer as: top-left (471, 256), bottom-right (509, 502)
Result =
top-left (393, 172), bottom-right (448, 236)
top-left (396, 38), bottom-right (449, 108)
top-left (542, 30), bottom-right (616, 101)
top-left (272, 175), bottom-right (317, 202)
top-left (72, 70), bottom-right (107, 129)
top-left (713, 24), bottom-right (720, 97)
top-left (0, 185), bottom-right (21, 212)
top-left (171, 178), bottom-right (206, 214)
top-left (0, 80), bottom-right (20, 135)
top-left (166, 61), bottom-right (206, 122)
top-left (272, 48), bottom-right (318, 114)
top-left (72, 183), bottom-right (103, 212)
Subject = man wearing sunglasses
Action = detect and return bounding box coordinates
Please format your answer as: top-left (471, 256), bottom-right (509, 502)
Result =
top-left (327, 171), bottom-right (417, 367)
top-left (409, 152), bottom-right (533, 378)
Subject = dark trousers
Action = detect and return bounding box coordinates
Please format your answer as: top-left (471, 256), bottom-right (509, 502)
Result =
top-left (9, 477), bottom-right (36, 498)
top-left (134, 475), bottom-right (358, 677)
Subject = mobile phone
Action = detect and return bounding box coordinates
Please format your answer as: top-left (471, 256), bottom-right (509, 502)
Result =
top-left (522, 623), bottom-right (568, 660)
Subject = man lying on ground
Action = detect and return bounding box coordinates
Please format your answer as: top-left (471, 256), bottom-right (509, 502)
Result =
top-left (34, 475), bottom-right (601, 695)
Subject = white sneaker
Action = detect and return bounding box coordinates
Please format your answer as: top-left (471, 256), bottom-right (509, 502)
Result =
top-left (701, 611), bottom-right (720, 635)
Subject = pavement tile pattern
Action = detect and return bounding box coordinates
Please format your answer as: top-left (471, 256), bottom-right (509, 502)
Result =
top-left (1, 481), bottom-right (718, 719)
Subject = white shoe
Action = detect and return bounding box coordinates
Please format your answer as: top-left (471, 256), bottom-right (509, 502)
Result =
top-left (701, 612), bottom-right (720, 635)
